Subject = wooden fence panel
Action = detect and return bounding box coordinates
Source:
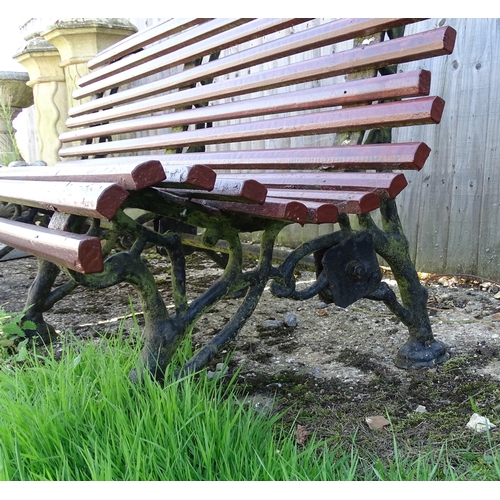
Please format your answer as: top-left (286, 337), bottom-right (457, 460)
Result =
top-left (394, 18), bottom-right (500, 280)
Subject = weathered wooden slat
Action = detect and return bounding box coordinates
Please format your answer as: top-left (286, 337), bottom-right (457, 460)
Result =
top-left (0, 180), bottom-right (128, 221)
top-left (0, 161), bottom-right (216, 192)
top-left (0, 218), bottom-right (104, 274)
top-left (197, 196), bottom-right (340, 224)
top-left (167, 178), bottom-right (267, 204)
top-left (0, 160), bottom-right (166, 191)
top-left (195, 198), bottom-right (309, 225)
top-left (266, 189), bottom-right (381, 214)
top-left (68, 24), bottom-right (452, 120)
top-left (158, 165), bottom-right (216, 190)
top-left (291, 200), bottom-right (340, 224)
top-left (62, 70), bottom-right (431, 142)
top-left (57, 143), bottom-right (431, 171)
top-left (84, 18), bottom-right (220, 78)
top-left (74, 18), bottom-right (309, 100)
top-left (79, 19), bottom-right (254, 90)
top-left (60, 97), bottom-right (444, 157)
top-left (217, 172), bottom-right (408, 199)
top-left (87, 18), bottom-right (212, 70)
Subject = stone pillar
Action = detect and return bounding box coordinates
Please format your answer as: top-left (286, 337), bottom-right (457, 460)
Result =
top-left (14, 38), bottom-right (67, 166)
top-left (41, 18), bottom-right (137, 110)
top-left (0, 71), bottom-right (34, 165)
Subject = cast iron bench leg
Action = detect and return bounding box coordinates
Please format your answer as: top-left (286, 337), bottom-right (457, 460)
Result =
top-left (360, 199), bottom-right (449, 368)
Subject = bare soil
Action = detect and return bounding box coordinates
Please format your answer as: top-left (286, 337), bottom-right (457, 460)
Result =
top-left (1, 249), bottom-right (500, 460)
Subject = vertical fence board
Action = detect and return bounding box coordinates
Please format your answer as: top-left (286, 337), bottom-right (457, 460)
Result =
top-left (394, 18), bottom-right (500, 279)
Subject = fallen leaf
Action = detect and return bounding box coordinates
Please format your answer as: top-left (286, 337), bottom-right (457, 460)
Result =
top-left (296, 425), bottom-right (310, 444)
top-left (365, 415), bottom-right (390, 430)
top-left (438, 277), bottom-right (450, 287)
top-left (318, 309), bottom-right (328, 317)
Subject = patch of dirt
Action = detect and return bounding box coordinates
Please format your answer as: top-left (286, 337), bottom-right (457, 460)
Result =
top-left (1, 250), bottom-right (500, 461)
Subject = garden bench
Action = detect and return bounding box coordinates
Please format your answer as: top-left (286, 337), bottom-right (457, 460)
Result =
top-left (0, 18), bottom-right (457, 382)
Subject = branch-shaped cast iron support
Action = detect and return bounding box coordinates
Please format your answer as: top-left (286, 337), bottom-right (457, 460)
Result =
top-left (69, 206), bottom-right (288, 383)
top-left (22, 259), bottom-right (67, 342)
top-left (359, 200), bottom-right (449, 368)
top-left (178, 223), bottom-right (284, 376)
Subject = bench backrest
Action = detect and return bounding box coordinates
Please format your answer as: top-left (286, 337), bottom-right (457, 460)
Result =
top-left (59, 18), bottom-right (456, 167)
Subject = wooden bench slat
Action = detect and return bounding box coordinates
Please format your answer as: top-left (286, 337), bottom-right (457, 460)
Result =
top-left (57, 143), bottom-right (431, 172)
top-left (197, 197), bottom-right (340, 225)
top-left (78, 19), bottom-right (254, 91)
top-left (167, 178), bottom-right (267, 204)
top-left (195, 198), bottom-right (310, 225)
top-left (87, 18), bottom-right (424, 75)
top-left (0, 161), bottom-right (216, 192)
top-left (62, 70), bottom-right (431, 142)
top-left (216, 172), bottom-right (408, 199)
top-left (84, 18), bottom-right (217, 75)
top-left (266, 189), bottom-right (381, 214)
top-left (74, 18), bottom-right (308, 100)
top-left (158, 164), bottom-right (216, 190)
top-left (72, 18), bottom-right (425, 107)
top-left (0, 218), bottom-right (103, 274)
top-left (292, 200), bottom-right (340, 224)
top-left (68, 24), bottom-right (453, 120)
top-left (0, 180), bottom-right (129, 221)
top-left (87, 18), bottom-right (212, 70)
top-left (0, 160), bottom-right (166, 190)
top-left (60, 97), bottom-right (444, 157)
top-left (165, 142), bottom-right (431, 171)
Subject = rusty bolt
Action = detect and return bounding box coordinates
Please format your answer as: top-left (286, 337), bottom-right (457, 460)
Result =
top-left (346, 260), bottom-right (366, 279)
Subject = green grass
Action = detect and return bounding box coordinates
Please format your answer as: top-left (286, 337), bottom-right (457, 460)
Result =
top-left (0, 325), bottom-right (499, 480)
top-left (0, 332), bottom-right (360, 481)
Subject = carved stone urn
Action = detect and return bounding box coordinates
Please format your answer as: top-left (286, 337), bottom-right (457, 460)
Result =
top-left (0, 71), bottom-right (33, 165)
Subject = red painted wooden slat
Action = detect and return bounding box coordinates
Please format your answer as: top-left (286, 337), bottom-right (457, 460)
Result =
top-left (62, 71), bottom-right (431, 142)
top-left (59, 97), bottom-right (443, 157)
top-left (0, 160), bottom-right (166, 191)
top-left (270, 199), bottom-right (339, 224)
top-left (195, 198), bottom-right (309, 224)
top-left (167, 178), bottom-right (267, 204)
top-left (56, 143), bottom-right (431, 172)
top-left (159, 165), bottom-right (216, 191)
top-left (217, 172), bottom-right (408, 199)
top-left (266, 189), bottom-right (381, 214)
top-left (68, 24), bottom-right (452, 120)
top-left (74, 18), bottom-right (308, 100)
top-left (0, 161), bottom-right (218, 192)
top-left (0, 180), bottom-right (128, 221)
top-left (0, 218), bottom-right (104, 274)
